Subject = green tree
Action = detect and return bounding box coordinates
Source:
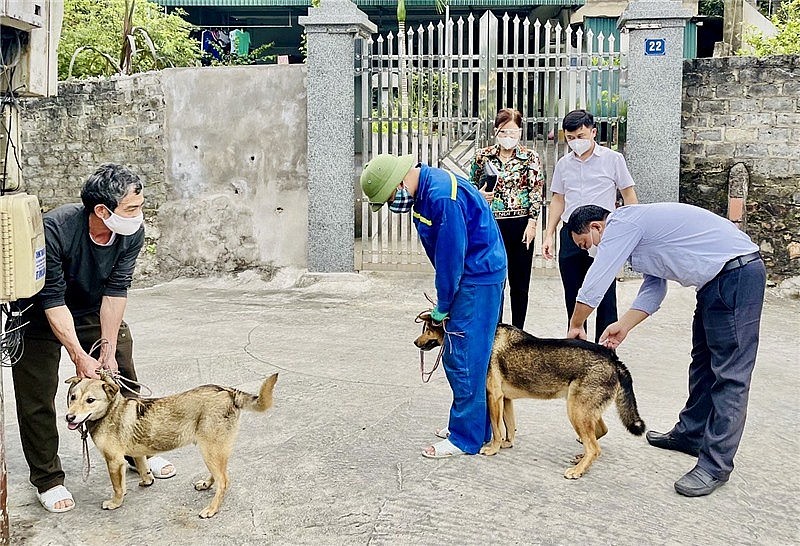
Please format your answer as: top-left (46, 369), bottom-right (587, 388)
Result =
top-left (59, 0), bottom-right (198, 79)
top-left (742, 0), bottom-right (800, 55)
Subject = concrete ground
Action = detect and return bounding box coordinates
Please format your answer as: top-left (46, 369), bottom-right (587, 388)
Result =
top-left (2, 270), bottom-right (798, 545)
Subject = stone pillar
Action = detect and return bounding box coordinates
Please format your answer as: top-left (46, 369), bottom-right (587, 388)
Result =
top-left (619, 0), bottom-right (692, 203)
top-left (299, 0), bottom-right (376, 272)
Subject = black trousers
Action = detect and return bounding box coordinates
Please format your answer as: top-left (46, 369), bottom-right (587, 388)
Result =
top-left (558, 224), bottom-right (618, 342)
top-left (497, 217), bottom-right (535, 330)
top-left (12, 313), bottom-right (137, 493)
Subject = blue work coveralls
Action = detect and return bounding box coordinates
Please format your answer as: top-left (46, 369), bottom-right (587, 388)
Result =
top-left (413, 164), bottom-right (508, 454)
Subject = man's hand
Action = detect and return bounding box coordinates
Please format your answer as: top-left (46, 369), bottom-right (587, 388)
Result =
top-left (74, 353), bottom-right (102, 379)
top-left (542, 233), bottom-right (555, 260)
top-left (479, 184), bottom-right (494, 205)
top-left (599, 322), bottom-right (629, 349)
top-left (567, 327), bottom-right (586, 340)
top-left (522, 222), bottom-right (536, 250)
top-left (430, 307), bottom-right (448, 324)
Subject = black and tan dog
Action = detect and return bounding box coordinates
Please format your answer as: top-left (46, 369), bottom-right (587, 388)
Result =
top-left (414, 312), bottom-right (645, 478)
top-left (65, 372), bottom-right (278, 518)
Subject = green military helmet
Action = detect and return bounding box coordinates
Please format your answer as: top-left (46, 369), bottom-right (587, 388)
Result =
top-left (360, 154), bottom-right (414, 212)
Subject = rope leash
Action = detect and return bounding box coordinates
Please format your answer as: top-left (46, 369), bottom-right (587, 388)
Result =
top-left (73, 340), bottom-right (156, 479)
top-left (417, 315), bottom-right (464, 383)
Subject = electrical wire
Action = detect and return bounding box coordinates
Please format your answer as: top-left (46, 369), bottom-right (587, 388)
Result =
top-left (0, 302), bottom-right (30, 367)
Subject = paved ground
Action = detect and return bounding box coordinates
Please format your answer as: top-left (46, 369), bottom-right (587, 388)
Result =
top-left (2, 270), bottom-right (798, 545)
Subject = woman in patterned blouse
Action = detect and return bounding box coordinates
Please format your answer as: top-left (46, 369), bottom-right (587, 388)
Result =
top-left (469, 108), bottom-right (544, 330)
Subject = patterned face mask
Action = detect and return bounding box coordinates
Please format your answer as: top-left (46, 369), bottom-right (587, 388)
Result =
top-left (388, 187), bottom-right (414, 214)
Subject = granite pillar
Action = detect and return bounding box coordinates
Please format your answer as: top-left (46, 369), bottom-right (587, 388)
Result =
top-left (299, 1), bottom-right (376, 272)
top-left (619, 0), bottom-right (692, 203)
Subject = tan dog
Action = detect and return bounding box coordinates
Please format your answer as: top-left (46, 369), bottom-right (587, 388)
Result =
top-left (414, 312), bottom-right (645, 478)
top-left (65, 373), bottom-right (278, 518)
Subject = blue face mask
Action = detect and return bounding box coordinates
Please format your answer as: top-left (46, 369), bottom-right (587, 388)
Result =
top-left (388, 187), bottom-right (414, 214)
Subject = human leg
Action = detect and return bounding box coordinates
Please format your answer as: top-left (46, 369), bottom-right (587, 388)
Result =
top-left (427, 282), bottom-right (503, 455)
top-left (12, 327), bottom-right (67, 496)
top-left (558, 225), bottom-right (590, 331)
top-left (594, 277), bottom-right (619, 343)
top-left (498, 217), bottom-right (534, 330)
top-left (694, 261), bottom-right (766, 481)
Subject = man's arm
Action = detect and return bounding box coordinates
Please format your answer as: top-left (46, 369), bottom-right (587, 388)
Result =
top-left (620, 186), bottom-right (638, 205)
top-left (598, 309), bottom-right (650, 349)
top-left (44, 306), bottom-right (101, 378)
top-left (567, 302), bottom-right (594, 340)
top-left (431, 198), bottom-right (467, 314)
top-left (542, 193), bottom-right (565, 260)
top-left (99, 296), bottom-right (128, 371)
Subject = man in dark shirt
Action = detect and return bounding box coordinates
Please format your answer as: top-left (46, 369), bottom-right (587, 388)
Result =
top-left (13, 164), bottom-right (175, 513)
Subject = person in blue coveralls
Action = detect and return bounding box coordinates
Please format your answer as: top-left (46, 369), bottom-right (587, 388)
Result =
top-left (360, 154), bottom-right (508, 458)
top-left (565, 203), bottom-right (766, 497)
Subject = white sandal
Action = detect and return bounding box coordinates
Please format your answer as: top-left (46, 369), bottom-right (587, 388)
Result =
top-left (36, 485), bottom-right (75, 513)
top-left (422, 439), bottom-right (465, 459)
top-left (128, 456), bottom-right (176, 479)
top-left (434, 427), bottom-right (450, 439)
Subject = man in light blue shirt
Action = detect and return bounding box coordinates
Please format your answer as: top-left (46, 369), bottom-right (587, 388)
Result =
top-left (565, 203), bottom-right (765, 497)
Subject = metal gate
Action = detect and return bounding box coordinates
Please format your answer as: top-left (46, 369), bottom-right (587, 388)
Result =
top-left (355, 10), bottom-right (626, 272)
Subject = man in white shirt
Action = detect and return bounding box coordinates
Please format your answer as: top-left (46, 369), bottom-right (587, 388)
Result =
top-left (565, 203), bottom-right (765, 497)
top-left (542, 110), bottom-right (637, 341)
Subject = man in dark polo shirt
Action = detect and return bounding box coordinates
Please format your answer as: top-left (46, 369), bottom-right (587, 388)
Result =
top-left (13, 164), bottom-right (175, 513)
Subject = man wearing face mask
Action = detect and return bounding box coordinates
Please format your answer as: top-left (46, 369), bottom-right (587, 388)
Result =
top-left (542, 109), bottom-right (638, 342)
top-left (360, 154), bottom-right (507, 459)
top-left (564, 203), bottom-right (765, 497)
top-left (12, 164), bottom-right (175, 514)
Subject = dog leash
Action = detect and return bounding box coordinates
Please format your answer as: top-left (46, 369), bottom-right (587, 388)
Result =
top-left (417, 317), bottom-right (464, 383)
top-left (79, 423), bottom-right (92, 481)
top-left (89, 338), bottom-right (154, 397)
top-left (419, 341), bottom-right (444, 383)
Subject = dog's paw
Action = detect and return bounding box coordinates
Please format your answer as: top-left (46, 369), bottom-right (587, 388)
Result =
top-left (198, 506), bottom-right (218, 518)
top-left (102, 499), bottom-right (123, 510)
top-left (563, 467), bottom-right (584, 479)
top-left (570, 453), bottom-right (585, 465)
top-left (501, 439), bottom-right (513, 449)
top-left (194, 479), bottom-right (212, 491)
top-left (479, 445), bottom-right (500, 456)
top-left (139, 475), bottom-right (154, 488)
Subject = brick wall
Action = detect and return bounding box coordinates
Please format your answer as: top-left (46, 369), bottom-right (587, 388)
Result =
top-left (681, 55), bottom-right (800, 279)
top-left (19, 72), bottom-right (168, 213)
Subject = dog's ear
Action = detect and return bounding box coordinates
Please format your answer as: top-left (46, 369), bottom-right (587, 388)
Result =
top-left (419, 310), bottom-right (432, 322)
top-left (64, 376), bottom-right (82, 386)
top-left (102, 381), bottom-right (120, 399)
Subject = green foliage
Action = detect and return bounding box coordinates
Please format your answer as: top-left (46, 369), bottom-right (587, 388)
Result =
top-left (741, 0), bottom-right (800, 55)
top-left (699, 0), bottom-right (724, 17)
top-left (59, 0), bottom-right (198, 79)
top-left (408, 71), bottom-right (460, 118)
top-left (209, 42), bottom-right (275, 66)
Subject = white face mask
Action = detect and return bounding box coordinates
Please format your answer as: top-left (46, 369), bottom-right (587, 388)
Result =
top-left (587, 244), bottom-right (598, 258)
top-left (101, 208), bottom-right (144, 236)
top-left (496, 136), bottom-right (519, 150)
top-left (568, 138), bottom-right (593, 156)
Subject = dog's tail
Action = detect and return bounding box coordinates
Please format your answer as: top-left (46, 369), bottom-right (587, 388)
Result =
top-left (233, 373), bottom-right (278, 413)
top-left (612, 357), bottom-right (646, 436)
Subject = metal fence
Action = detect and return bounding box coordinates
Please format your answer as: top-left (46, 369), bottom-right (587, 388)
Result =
top-left (355, 10), bottom-right (626, 272)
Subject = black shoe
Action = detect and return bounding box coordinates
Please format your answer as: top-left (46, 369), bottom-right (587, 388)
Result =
top-left (674, 466), bottom-right (727, 497)
top-left (645, 430), bottom-right (700, 457)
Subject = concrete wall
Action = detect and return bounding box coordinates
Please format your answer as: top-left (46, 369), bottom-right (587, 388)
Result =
top-left (680, 55), bottom-right (800, 279)
top-left (19, 65), bottom-right (308, 281)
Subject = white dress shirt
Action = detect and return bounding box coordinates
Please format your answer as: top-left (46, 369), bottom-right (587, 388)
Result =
top-left (551, 143), bottom-right (635, 223)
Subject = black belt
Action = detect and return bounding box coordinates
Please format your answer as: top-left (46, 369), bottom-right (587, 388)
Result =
top-left (719, 251), bottom-right (762, 275)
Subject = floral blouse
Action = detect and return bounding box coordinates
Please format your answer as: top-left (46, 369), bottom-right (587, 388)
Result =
top-left (469, 144), bottom-right (545, 220)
